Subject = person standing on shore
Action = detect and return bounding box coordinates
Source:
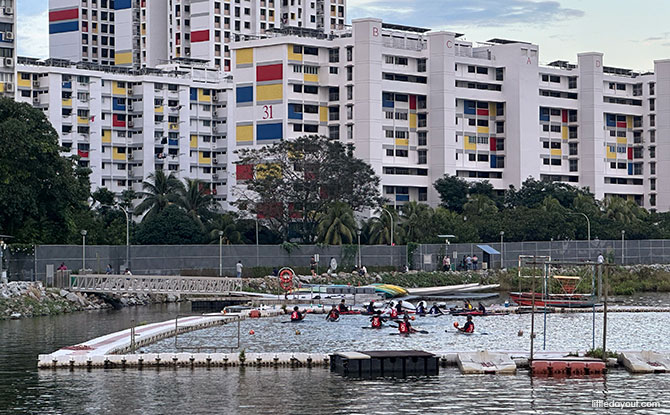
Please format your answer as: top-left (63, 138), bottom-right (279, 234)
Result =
top-left (236, 260), bottom-right (243, 278)
top-left (310, 256), bottom-right (317, 277)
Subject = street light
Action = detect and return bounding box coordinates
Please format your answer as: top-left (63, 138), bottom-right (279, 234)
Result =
top-left (381, 208), bottom-right (394, 269)
top-left (569, 212), bottom-right (591, 259)
top-left (357, 229), bottom-right (362, 268)
top-left (81, 230), bottom-right (87, 273)
top-left (218, 230), bottom-right (224, 277)
top-left (100, 204), bottom-right (131, 271)
top-left (500, 231), bottom-right (505, 269)
top-left (621, 230), bottom-right (625, 265)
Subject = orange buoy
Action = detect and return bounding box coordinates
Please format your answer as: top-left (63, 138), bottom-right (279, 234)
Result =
top-left (453, 322), bottom-right (459, 328)
top-left (410, 316), bottom-right (416, 321)
top-left (249, 329), bottom-right (255, 335)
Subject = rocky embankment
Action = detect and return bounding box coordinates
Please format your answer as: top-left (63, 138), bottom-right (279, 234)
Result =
top-left (0, 282), bottom-right (180, 320)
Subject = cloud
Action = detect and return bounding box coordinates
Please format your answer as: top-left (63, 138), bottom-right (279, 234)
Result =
top-left (348, 0), bottom-right (584, 28)
top-left (18, 9), bottom-right (49, 58)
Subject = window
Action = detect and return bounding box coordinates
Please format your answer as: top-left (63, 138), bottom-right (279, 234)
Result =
top-left (476, 67), bottom-right (488, 74)
top-left (569, 143), bottom-right (578, 155)
top-left (469, 154), bottom-right (476, 161)
top-left (293, 84), bottom-right (302, 93)
top-left (304, 124), bottom-right (318, 133)
top-left (417, 59), bottom-right (426, 73)
top-left (346, 66), bottom-right (353, 81)
top-left (346, 46), bottom-right (353, 62)
top-left (496, 122), bottom-right (504, 134)
top-left (396, 150), bottom-right (408, 157)
top-left (550, 125), bottom-right (561, 133)
top-left (347, 125), bottom-right (353, 140)
top-left (304, 47), bottom-right (318, 56)
top-left (304, 85), bottom-right (318, 94)
top-left (550, 75), bottom-right (560, 83)
top-left (650, 162), bottom-right (656, 175)
top-left (329, 125), bottom-right (339, 139)
top-left (477, 154), bottom-right (489, 162)
top-left (551, 158), bottom-right (561, 166)
top-left (395, 112), bottom-right (408, 120)
top-left (418, 132), bottom-right (427, 146)
top-left (495, 68), bottom-right (504, 81)
top-left (568, 77), bottom-right (577, 89)
top-left (650, 146), bottom-right (656, 158)
top-left (550, 141), bottom-right (561, 149)
top-left (543, 141), bottom-right (550, 149)
top-left (616, 83), bottom-right (626, 91)
top-left (329, 49), bottom-right (339, 63)
top-left (649, 99), bottom-right (655, 111)
top-left (569, 159), bottom-right (578, 172)
top-left (541, 74), bottom-right (549, 82)
top-left (329, 67), bottom-right (338, 74)
top-left (418, 150), bottom-right (427, 165)
top-left (468, 66), bottom-right (475, 73)
top-left (347, 85), bottom-right (353, 100)
top-left (347, 105), bottom-right (353, 120)
top-left (650, 82), bottom-right (656, 95)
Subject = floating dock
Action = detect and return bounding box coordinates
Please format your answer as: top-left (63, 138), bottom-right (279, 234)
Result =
top-left (330, 350), bottom-right (439, 378)
top-left (530, 358), bottom-right (607, 376)
top-left (457, 351), bottom-right (517, 374)
top-left (619, 351), bottom-right (670, 373)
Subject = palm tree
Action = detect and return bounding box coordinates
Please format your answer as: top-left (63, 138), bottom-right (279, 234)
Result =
top-left (368, 207), bottom-right (402, 245)
top-left (178, 178), bottom-right (216, 230)
top-left (208, 213), bottom-right (243, 244)
top-left (316, 202), bottom-right (357, 245)
top-left (134, 170), bottom-right (184, 220)
top-left (602, 196), bottom-right (640, 225)
top-left (399, 201), bottom-right (433, 243)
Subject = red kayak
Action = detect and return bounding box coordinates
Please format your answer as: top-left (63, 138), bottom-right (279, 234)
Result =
top-left (451, 310), bottom-right (510, 317)
top-left (338, 310), bottom-right (361, 315)
top-left (510, 292), bottom-right (596, 308)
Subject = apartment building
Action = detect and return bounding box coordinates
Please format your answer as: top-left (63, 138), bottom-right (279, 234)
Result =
top-left (15, 58), bottom-right (234, 208)
top-left (0, 0), bottom-right (15, 97)
top-left (48, 0), bottom-right (346, 70)
top-left (230, 18), bottom-right (670, 211)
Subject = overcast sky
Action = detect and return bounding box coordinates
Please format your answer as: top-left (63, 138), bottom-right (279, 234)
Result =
top-left (19, 0), bottom-right (670, 70)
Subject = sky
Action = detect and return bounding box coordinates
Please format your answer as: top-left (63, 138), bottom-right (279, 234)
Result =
top-left (18, 0), bottom-right (670, 71)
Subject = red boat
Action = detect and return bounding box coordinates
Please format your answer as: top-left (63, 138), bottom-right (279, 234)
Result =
top-left (510, 292), bottom-right (596, 308)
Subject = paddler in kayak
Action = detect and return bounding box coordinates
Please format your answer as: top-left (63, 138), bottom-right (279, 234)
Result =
top-left (416, 301), bottom-right (426, 315)
top-left (464, 300), bottom-right (473, 310)
top-left (428, 302), bottom-right (444, 315)
top-left (290, 306), bottom-right (305, 322)
top-left (370, 310), bottom-right (383, 329)
top-left (478, 302), bottom-right (486, 314)
top-left (337, 299), bottom-right (349, 313)
top-left (397, 313), bottom-right (415, 336)
top-left (456, 315), bottom-right (475, 333)
top-left (325, 306), bottom-right (340, 322)
top-left (366, 301), bottom-right (375, 314)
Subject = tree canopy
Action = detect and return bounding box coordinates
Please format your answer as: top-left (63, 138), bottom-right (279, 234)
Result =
top-left (234, 135), bottom-right (382, 242)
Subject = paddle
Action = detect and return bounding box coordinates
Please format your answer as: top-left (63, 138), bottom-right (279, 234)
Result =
top-left (445, 329), bottom-right (489, 335)
top-left (281, 319), bottom-right (304, 324)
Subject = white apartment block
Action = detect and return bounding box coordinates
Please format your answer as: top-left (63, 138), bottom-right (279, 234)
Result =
top-left (15, 58), bottom-right (234, 208)
top-left (0, 0), bottom-right (15, 97)
top-left (48, 0), bottom-right (346, 70)
top-left (230, 18), bottom-right (670, 211)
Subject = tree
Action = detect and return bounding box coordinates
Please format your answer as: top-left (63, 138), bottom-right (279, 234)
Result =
top-left (234, 135), bottom-right (382, 242)
top-left (316, 202), bottom-right (358, 245)
top-left (367, 207), bottom-right (403, 245)
top-left (0, 98), bottom-right (93, 243)
top-left (135, 170), bottom-right (184, 220)
top-left (178, 178), bottom-right (216, 230)
top-left (134, 205), bottom-right (204, 245)
top-left (505, 178), bottom-right (592, 209)
top-left (208, 213), bottom-right (245, 244)
top-left (434, 174), bottom-right (470, 212)
top-left (399, 202), bottom-right (434, 243)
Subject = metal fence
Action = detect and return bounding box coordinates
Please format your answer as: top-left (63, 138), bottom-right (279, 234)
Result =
top-left (5, 238), bottom-right (670, 282)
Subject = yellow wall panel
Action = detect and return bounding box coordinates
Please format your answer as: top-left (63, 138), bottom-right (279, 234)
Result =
top-left (489, 102), bottom-right (497, 117)
top-left (257, 84), bottom-right (283, 101)
top-left (112, 147), bottom-right (126, 161)
top-left (395, 138), bottom-right (409, 146)
top-left (198, 152), bottom-right (211, 164)
top-left (62, 98), bottom-right (72, 107)
top-left (464, 136), bottom-right (476, 151)
top-left (627, 115), bottom-right (633, 129)
top-left (17, 74), bottom-right (31, 88)
top-left (198, 89), bottom-right (211, 102)
top-left (288, 44), bottom-right (303, 61)
top-left (190, 135), bottom-right (198, 148)
top-left (112, 82), bottom-right (126, 95)
top-left (477, 126), bottom-right (489, 134)
top-left (320, 106), bottom-right (328, 122)
top-left (102, 130), bottom-right (111, 143)
top-left (562, 126), bottom-right (568, 140)
top-left (236, 125), bottom-right (253, 143)
top-left (303, 73), bottom-right (318, 83)
top-left (115, 52), bottom-right (133, 65)
top-left (550, 148), bottom-right (562, 156)
top-left (154, 105), bottom-right (164, 113)
top-left (236, 48), bottom-right (253, 65)
top-left (77, 116), bottom-right (89, 125)
top-left (409, 113), bottom-right (417, 129)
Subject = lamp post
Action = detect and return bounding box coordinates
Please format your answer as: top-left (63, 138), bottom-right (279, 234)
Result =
top-left (218, 230), bottom-right (224, 277)
top-left (500, 231), bottom-right (505, 269)
top-left (569, 212), bottom-right (591, 260)
top-left (621, 230), bottom-right (625, 265)
top-left (81, 230), bottom-right (87, 273)
top-left (255, 217), bottom-right (259, 267)
top-left (357, 229), bottom-right (362, 268)
top-left (381, 208), bottom-right (394, 269)
top-left (101, 204), bottom-right (130, 271)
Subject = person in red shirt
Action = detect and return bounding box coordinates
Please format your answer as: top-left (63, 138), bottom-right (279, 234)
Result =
top-left (397, 314), bottom-right (414, 336)
top-left (325, 306), bottom-right (340, 322)
top-left (370, 310), bottom-right (383, 329)
top-left (290, 306), bottom-right (304, 321)
top-left (458, 315), bottom-right (475, 333)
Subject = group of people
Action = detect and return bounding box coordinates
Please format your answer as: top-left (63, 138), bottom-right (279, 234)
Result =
top-left (459, 255), bottom-right (479, 271)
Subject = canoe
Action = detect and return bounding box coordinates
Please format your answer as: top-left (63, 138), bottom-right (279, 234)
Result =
top-left (510, 292), bottom-right (596, 308)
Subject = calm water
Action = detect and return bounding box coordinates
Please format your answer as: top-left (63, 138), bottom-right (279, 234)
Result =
top-left (2, 300), bottom-right (670, 414)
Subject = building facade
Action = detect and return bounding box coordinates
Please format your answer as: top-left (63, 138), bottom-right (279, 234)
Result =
top-left (16, 58), bottom-right (233, 208)
top-left (0, 0), bottom-right (15, 97)
top-left (230, 18), bottom-right (667, 211)
top-left (48, 0), bottom-right (347, 70)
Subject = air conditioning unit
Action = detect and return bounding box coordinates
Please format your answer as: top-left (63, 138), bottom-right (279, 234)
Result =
top-left (128, 120), bottom-right (134, 127)
top-left (212, 174), bottom-right (219, 180)
top-left (128, 154), bottom-right (134, 160)
top-left (5, 32), bottom-right (14, 40)
top-left (4, 57), bottom-right (13, 67)
top-left (5, 82), bottom-right (13, 91)
top-left (212, 159), bottom-right (218, 165)
top-left (4, 7), bottom-right (13, 15)
top-left (212, 94), bottom-right (218, 102)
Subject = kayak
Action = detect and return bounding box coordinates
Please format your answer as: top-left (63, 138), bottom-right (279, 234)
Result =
top-left (446, 329), bottom-right (489, 335)
top-left (510, 292), bottom-right (596, 308)
top-left (450, 310), bottom-right (510, 317)
top-left (338, 310), bottom-right (361, 315)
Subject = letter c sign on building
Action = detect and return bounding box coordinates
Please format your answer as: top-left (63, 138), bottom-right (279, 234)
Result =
top-left (446, 40), bottom-right (453, 48)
